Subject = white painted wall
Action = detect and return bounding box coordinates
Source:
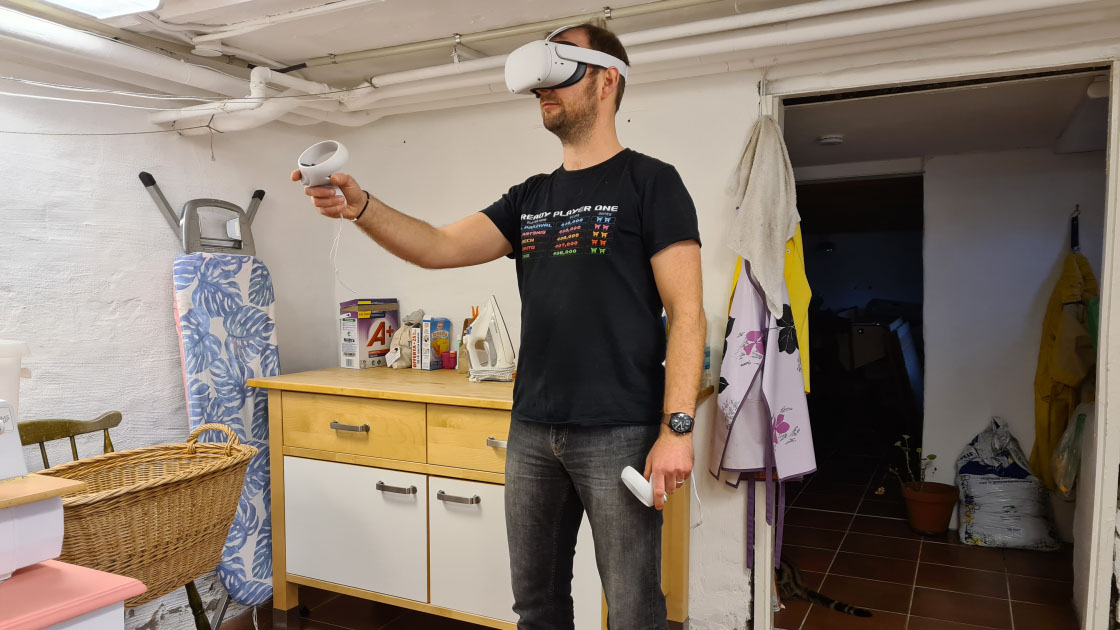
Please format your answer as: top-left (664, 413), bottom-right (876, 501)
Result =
top-left (335, 70), bottom-right (761, 630)
top-left (0, 58), bottom-right (336, 629)
top-left (923, 148), bottom-right (1106, 489)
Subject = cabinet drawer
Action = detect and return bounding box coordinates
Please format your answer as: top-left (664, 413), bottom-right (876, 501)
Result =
top-left (427, 405), bottom-right (510, 473)
top-left (284, 457), bottom-right (428, 601)
top-left (283, 391), bottom-right (426, 462)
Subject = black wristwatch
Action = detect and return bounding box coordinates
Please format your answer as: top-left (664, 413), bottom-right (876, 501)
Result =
top-left (666, 412), bottom-right (695, 435)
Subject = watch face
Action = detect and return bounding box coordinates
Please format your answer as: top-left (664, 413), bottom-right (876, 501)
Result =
top-left (670, 413), bottom-right (693, 434)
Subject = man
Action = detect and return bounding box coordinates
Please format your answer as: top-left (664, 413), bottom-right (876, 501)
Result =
top-left (293, 23), bottom-right (704, 630)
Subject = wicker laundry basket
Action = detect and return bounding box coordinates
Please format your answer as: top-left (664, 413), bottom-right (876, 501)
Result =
top-left (38, 423), bottom-right (256, 606)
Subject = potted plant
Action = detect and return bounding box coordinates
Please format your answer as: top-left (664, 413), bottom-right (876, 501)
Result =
top-left (887, 435), bottom-right (957, 535)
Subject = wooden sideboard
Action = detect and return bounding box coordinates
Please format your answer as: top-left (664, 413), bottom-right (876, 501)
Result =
top-left (248, 368), bottom-right (698, 629)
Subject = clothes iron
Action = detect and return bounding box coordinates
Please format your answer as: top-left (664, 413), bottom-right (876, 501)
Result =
top-left (464, 296), bottom-right (516, 382)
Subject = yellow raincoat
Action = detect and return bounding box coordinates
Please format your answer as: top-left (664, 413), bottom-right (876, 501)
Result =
top-left (785, 227), bottom-right (811, 393)
top-left (1029, 252), bottom-right (1098, 489)
top-left (730, 225), bottom-right (812, 393)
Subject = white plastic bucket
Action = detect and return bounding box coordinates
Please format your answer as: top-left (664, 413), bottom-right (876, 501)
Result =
top-left (0, 340), bottom-right (30, 420)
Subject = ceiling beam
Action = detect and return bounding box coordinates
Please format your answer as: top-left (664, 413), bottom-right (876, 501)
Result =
top-left (0, 0), bottom-right (253, 77)
top-left (145, 0), bottom-right (260, 22)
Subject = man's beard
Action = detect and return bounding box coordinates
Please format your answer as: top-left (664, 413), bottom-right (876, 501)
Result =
top-left (541, 79), bottom-right (597, 145)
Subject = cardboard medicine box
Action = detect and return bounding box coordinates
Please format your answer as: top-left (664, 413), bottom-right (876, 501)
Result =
top-left (339, 299), bottom-right (399, 369)
top-left (420, 318), bottom-right (452, 370)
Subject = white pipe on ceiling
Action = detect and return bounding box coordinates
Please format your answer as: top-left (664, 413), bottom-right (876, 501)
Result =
top-left (170, 88), bottom-right (309, 133)
top-left (160, 0), bottom-right (385, 42)
top-left (362, 0), bottom-right (917, 89)
top-left (2, 0), bottom-right (1113, 133)
top-left (147, 65), bottom-right (271, 124)
top-left (628, 0), bottom-right (1112, 67)
top-left (0, 9), bottom-right (356, 127)
top-left (0, 6), bottom-right (248, 97)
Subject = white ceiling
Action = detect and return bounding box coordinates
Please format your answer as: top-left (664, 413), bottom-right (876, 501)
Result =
top-left (783, 72), bottom-right (1110, 167)
top-left (104, 0), bottom-right (791, 85)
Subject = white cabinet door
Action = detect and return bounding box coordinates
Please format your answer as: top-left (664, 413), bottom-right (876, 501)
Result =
top-left (284, 456), bottom-right (428, 602)
top-left (429, 477), bottom-right (514, 622)
top-left (428, 478), bottom-right (602, 628)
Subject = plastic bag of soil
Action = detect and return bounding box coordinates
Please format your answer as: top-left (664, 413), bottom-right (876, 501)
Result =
top-left (957, 417), bottom-right (1059, 549)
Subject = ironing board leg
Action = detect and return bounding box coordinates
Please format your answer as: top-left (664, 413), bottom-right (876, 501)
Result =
top-left (185, 581), bottom-right (213, 630)
top-left (211, 592), bottom-right (231, 630)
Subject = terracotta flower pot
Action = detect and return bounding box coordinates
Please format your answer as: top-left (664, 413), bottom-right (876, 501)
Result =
top-left (901, 481), bottom-right (957, 535)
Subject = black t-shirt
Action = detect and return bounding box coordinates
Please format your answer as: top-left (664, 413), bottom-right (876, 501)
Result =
top-left (481, 148), bottom-right (701, 426)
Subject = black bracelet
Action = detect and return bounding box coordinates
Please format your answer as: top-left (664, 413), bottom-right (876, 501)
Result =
top-left (350, 190), bottom-right (371, 223)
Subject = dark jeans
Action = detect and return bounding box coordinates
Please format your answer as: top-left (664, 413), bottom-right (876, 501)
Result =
top-left (505, 419), bottom-right (667, 630)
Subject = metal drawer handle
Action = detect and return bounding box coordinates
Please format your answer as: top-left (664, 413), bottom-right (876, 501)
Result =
top-left (437, 490), bottom-right (481, 505)
top-left (330, 420), bottom-right (370, 433)
top-left (376, 481), bottom-right (417, 495)
top-left (486, 436), bottom-right (508, 449)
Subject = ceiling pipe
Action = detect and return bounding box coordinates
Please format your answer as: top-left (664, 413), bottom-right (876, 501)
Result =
top-left (363, 0), bottom-right (917, 89)
top-left (627, 0), bottom-right (1113, 67)
top-left (5, 0), bottom-right (1112, 133)
top-left (171, 88), bottom-right (310, 134)
top-left (300, 0), bottom-right (721, 69)
top-left (148, 66), bottom-right (271, 125)
top-left (0, 0), bottom-right (253, 71)
top-left (355, 0), bottom-right (1109, 101)
top-left (223, 1), bottom-right (1115, 129)
top-left (0, 8), bottom-right (356, 129)
top-left (186, 0), bottom-right (386, 43)
top-left (0, 6), bottom-right (249, 97)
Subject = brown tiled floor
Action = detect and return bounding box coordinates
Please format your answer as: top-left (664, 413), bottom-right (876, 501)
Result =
top-left (775, 453), bottom-right (1078, 630)
top-left (222, 586), bottom-right (489, 630)
top-left (222, 585), bottom-right (690, 629)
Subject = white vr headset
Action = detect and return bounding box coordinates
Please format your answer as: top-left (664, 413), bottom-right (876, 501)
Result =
top-left (505, 26), bottom-right (630, 96)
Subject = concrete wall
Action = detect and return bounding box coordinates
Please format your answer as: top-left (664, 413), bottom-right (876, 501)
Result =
top-left (0, 58), bottom-right (337, 628)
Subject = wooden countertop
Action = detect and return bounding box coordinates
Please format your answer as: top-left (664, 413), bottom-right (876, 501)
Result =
top-left (249, 367), bottom-right (715, 412)
top-left (0, 474), bottom-right (87, 510)
top-left (248, 368), bottom-right (515, 410)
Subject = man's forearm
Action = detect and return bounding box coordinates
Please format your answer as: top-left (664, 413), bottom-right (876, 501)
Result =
top-left (353, 195), bottom-right (445, 268)
top-left (663, 308), bottom-right (706, 418)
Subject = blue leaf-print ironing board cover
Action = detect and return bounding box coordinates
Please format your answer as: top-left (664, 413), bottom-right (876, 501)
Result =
top-left (173, 253), bottom-right (277, 606)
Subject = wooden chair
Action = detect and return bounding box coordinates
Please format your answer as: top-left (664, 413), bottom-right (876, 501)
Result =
top-left (17, 411), bottom-right (121, 468)
top-left (17, 412), bottom-right (217, 630)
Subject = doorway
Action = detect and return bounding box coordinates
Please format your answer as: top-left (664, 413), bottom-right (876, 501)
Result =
top-left (771, 67), bottom-right (1112, 630)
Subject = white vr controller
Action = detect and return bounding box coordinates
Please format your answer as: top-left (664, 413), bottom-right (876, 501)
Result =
top-left (297, 140), bottom-right (349, 197)
top-left (622, 466), bottom-right (666, 509)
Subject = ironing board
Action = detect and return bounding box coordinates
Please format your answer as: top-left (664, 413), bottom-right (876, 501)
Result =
top-left (173, 253), bottom-right (277, 607)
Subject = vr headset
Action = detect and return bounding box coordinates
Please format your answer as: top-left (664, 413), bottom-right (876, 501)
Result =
top-left (504, 25), bottom-right (630, 96)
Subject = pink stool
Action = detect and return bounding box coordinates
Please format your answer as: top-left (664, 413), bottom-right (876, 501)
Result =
top-left (0, 560), bottom-right (146, 630)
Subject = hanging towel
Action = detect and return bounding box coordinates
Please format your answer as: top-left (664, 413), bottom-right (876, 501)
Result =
top-left (784, 226), bottom-right (811, 393)
top-left (173, 253), bottom-right (278, 606)
top-left (729, 115), bottom-right (801, 320)
top-left (1030, 251), bottom-right (1098, 489)
top-left (711, 257), bottom-right (816, 569)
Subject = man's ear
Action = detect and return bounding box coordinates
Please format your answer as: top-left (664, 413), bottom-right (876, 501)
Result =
top-left (600, 67), bottom-right (620, 104)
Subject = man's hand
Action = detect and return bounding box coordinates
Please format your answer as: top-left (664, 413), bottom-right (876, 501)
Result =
top-left (643, 424), bottom-right (694, 511)
top-left (290, 170), bottom-right (367, 220)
